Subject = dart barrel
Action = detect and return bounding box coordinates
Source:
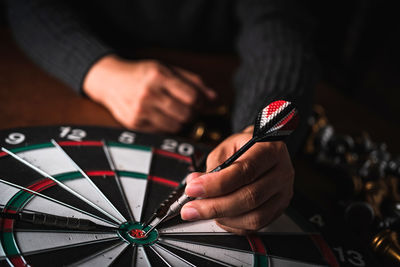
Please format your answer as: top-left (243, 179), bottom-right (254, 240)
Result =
top-left (371, 229), bottom-right (400, 263)
top-left (19, 212), bottom-right (97, 231)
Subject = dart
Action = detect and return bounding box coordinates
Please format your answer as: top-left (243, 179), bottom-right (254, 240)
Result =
top-left (0, 205), bottom-right (118, 232)
top-left (143, 100), bottom-right (299, 237)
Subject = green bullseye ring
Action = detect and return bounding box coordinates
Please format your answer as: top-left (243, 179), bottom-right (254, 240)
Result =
top-left (118, 222), bottom-right (159, 245)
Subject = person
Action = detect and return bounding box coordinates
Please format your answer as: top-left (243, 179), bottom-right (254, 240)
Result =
top-left (6, 0), bottom-right (315, 235)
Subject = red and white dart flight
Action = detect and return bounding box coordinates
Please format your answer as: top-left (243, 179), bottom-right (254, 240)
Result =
top-left (254, 100), bottom-right (299, 142)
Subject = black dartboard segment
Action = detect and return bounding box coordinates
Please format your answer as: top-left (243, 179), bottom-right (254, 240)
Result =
top-left (0, 126), bottom-right (337, 267)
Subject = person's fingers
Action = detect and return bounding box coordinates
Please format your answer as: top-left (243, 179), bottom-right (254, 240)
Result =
top-left (151, 89), bottom-right (193, 123)
top-left (214, 221), bottom-right (251, 236)
top-left (185, 172), bottom-right (203, 184)
top-left (161, 75), bottom-right (200, 106)
top-left (215, 193), bottom-right (289, 232)
top-left (173, 67), bottom-right (217, 100)
top-left (205, 133), bottom-right (251, 172)
top-left (148, 107), bottom-right (183, 133)
top-left (181, 163), bottom-right (293, 220)
top-left (185, 142), bottom-right (285, 198)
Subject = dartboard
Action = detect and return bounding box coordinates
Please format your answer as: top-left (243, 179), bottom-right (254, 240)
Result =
top-left (0, 126), bottom-right (337, 267)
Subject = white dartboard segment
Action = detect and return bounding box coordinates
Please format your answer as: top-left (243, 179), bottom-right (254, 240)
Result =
top-left (0, 243), bottom-right (5, 259)
top-left (63, 179), bottom-right (125, 223)
top-left (151, 244), bottom-right (195, 267)
top-left (120, 177), bottom-right (147, 222)
top-left (0, 182), bottom-right (20, 205)
top-left (159, 238), bottom-right (254, 267)
top-left (108, 146), bottom-right (152, 174)
top-left (159, 219), bottom-right (226, 234)
top-left (14, 231), bottom-right (119, 255)
top-left (71, 242), bottom-right (128, 267)
top-left (16, 148), bottom-right (76, 175)
top-left (136, 246), bottom-right (152, 267)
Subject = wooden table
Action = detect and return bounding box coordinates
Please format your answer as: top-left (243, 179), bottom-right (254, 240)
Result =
top-left (0, 28), bottom-right (236, 131)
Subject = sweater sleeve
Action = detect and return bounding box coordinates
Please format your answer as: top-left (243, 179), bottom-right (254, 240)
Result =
top-left (6, 0), bottom-right (113, 92)
top-left (233, 0), bottom-right (317, 154)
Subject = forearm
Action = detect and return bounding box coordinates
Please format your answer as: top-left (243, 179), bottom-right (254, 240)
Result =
top-left (233, 0), bottom-right (317, 155)
top-left (6, 0), bottom-right (113, 92)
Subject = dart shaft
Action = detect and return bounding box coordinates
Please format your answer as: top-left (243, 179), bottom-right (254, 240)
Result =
top-left (211, 138), bottom-right (256, 172)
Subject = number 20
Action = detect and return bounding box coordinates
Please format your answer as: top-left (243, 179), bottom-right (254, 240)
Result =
top-left (161, 139), bottom-right (194, 156)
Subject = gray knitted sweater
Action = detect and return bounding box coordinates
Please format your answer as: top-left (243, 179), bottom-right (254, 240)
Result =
top-left (6, 0), bottom-right (315, 153)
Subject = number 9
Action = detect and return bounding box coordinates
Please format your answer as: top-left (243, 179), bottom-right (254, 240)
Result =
top-left (5, 132), bottom-right (26, 145)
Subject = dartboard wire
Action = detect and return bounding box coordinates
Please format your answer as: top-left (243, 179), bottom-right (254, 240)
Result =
top-left (148, 245), bottom-right (173, 267)
top-left (139, 148), bottom-right (154, 224)
top-left (160, 232), bottom-right (237, 237)
top-left (12, 236), bottom-right (121, 257)
top-left (0, 148), bottom-right (122, 224)
top-left (102, 140), bottom-right (135, 222)
top-left (157, 240), bottom-right (232, 267)
top-left (160, 231), bottom-right (320, 236)
top-left (158, 235), bottom-right (256, 255)
top-left (137, 245), bottom-right (152, 266)
top-left (51, 140), bottom-right (127, 223)
top-left (106, 242), bottom-right (133, 267)
top-left (153, 243), bottom-right (196, 267)
top-left (67, 240), bottom-right (127, 266)
top-left (130, 245), bottom-right (137, 267)
top-left (266, 254), bottom-right (326, 267)
top-left (0, 178), bottom-right (119, 227)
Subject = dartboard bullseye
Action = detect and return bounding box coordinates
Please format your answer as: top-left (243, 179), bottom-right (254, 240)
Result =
top-left (119, 222), bottom-right (158, 245)
top-left (0, 126), bottom-right (338, 266)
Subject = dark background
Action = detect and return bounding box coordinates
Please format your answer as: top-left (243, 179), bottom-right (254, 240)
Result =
top-left (1, 0), bottom-right (399, 126)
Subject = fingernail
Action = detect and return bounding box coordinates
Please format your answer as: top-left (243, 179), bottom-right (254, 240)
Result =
top-left (185, 182), bottom-right (205, 197)
top-left (181, 207), bottom-right (200, 221)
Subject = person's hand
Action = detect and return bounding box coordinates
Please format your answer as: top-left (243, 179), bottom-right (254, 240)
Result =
top-left (83, 55), bottom-right (216, 133)
top-left (180, 126), bottom-right (294, 235)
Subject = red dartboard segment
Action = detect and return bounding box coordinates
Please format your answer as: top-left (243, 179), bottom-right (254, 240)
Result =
top-left (148, 175), bottom-right (180, 188)
top-left (153, 149), bottom-right (192, 163)
top-left (1, 208), bottom-right (17, 231)
top-left (27, 178), bottom-right (56, 193)
top-left (247, 234), bottom-right (267, 255)
top-left (311, 234), bottom-right (340, 267)
top-left (0, 151), bottom-right (6, 157)
top-left (86, 170), bottom-right (180, 189)
top-left (2, 218), bottom-right (15, 232)
top-left (86, 170), bottom-right (116, 176)
top-left (58, 141), bottom-right (103, 147)
top-left (9, 256), bottom-right (27, 267)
